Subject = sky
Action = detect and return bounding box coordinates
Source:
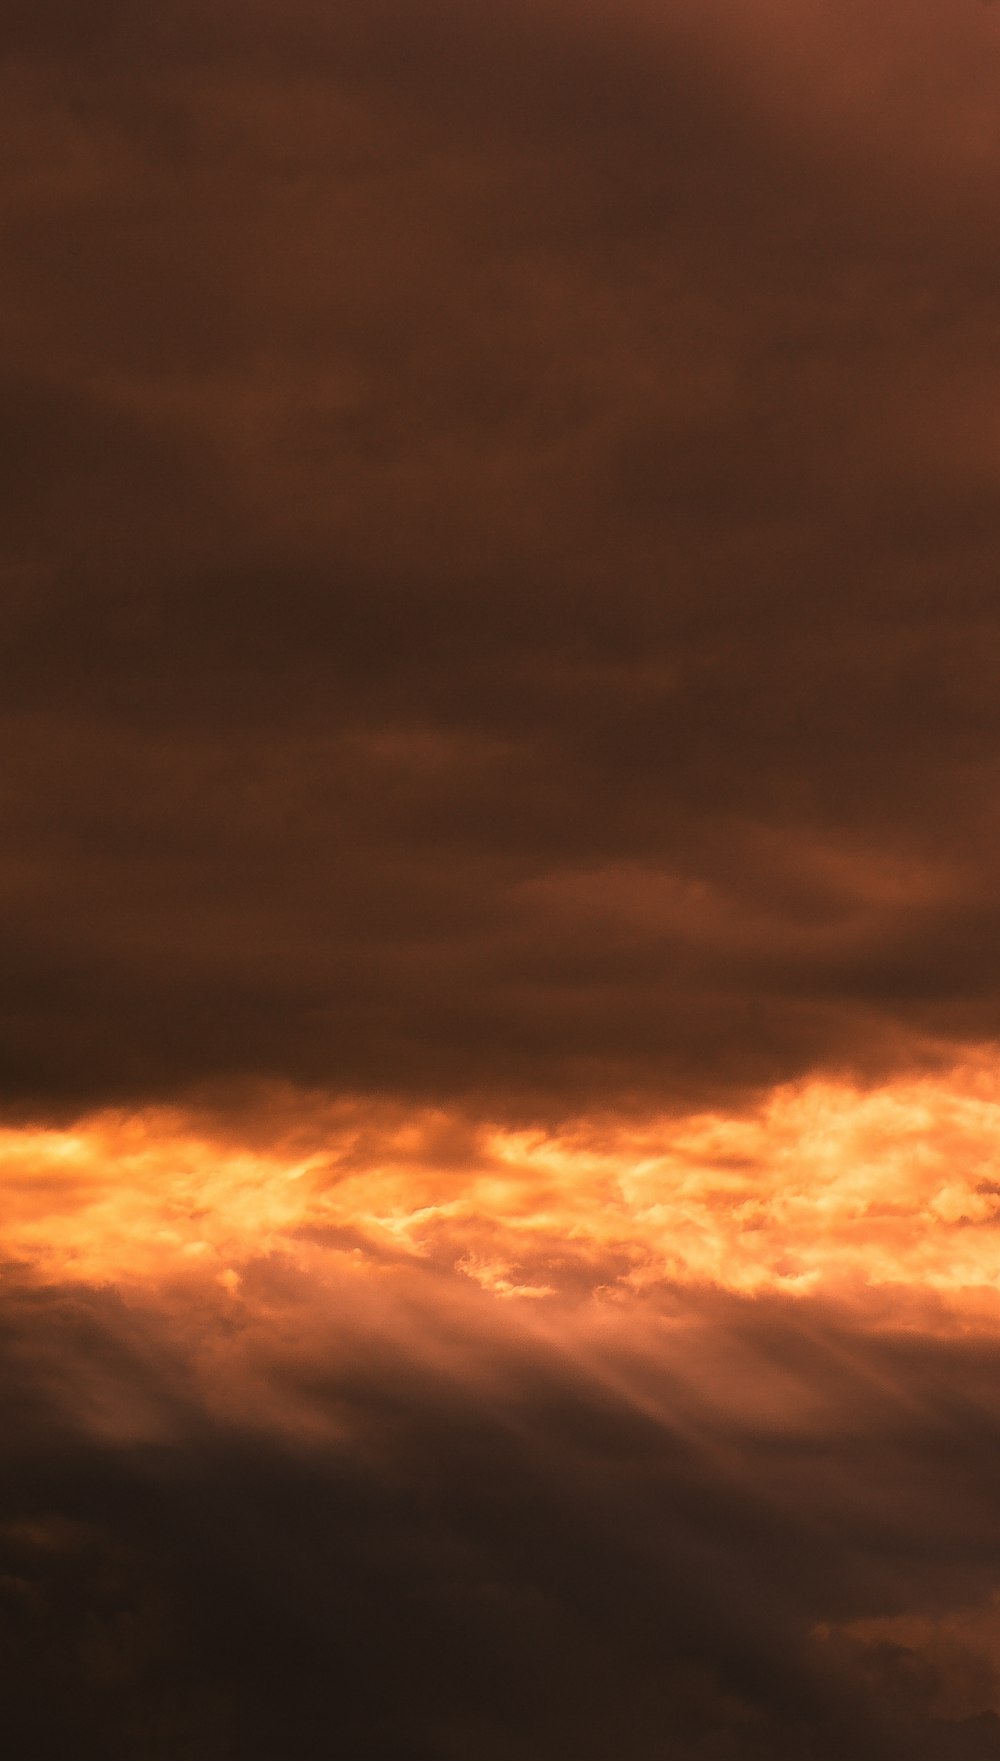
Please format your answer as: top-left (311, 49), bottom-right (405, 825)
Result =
top-left (5, 2), bottom-right (1000, 1755)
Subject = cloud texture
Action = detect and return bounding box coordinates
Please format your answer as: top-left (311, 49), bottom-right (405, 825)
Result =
top-left (5, 1), bottom-right (1000, 1754)
top-left (3, 0), bottom-right (1000, 1116)
top-left (6, 1256), bottom-right (1000, 1760)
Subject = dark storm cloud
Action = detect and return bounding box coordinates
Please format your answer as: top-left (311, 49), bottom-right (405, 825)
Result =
top-left (5, 1264), bottom-right (1000, 1758)
top-left (3, 0), bottom-right (1000, 1115)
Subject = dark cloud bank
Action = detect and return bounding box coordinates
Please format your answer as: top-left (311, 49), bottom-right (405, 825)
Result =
top-left (3, 0), bottom-right (1000, 1118)
top-left (5, 2), bottom-right (1000, 1756)
top-left (5, 1268), bottom-right (1000, 1761)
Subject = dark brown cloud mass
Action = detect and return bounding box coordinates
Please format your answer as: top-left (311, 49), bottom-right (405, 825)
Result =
top-left (5, 3), bottom-right (1000, 1756)
top-left (7, 1263), bottom-right (1000, 1761)
top-left (3, 0), bottom-right (1000, 1118)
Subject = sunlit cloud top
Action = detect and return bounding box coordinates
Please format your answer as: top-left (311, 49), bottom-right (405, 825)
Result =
top-left (6, 1062), bottom-right (1000, 1316)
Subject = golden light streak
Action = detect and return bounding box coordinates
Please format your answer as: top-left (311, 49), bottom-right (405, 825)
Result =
top-left (5, 1063), bottom-right (1000, 1314)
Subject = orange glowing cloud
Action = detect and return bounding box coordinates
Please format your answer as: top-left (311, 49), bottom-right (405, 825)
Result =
top-left (6, 1058), bottom-right (1000, 1317)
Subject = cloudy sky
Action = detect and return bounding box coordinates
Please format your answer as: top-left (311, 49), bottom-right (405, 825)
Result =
top-left (5, 2), bottom-right (1000, 1756)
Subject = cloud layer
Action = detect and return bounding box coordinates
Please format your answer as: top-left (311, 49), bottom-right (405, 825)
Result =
top-left (3, 0), bottom-right (1000, 1117)
top-left (5, 1251), bottom-right (1000, 1760)
top-left (8, 1068), bottom-right (1000, 1309)
top-left (5, 4), bottom-right (1000, 1755)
